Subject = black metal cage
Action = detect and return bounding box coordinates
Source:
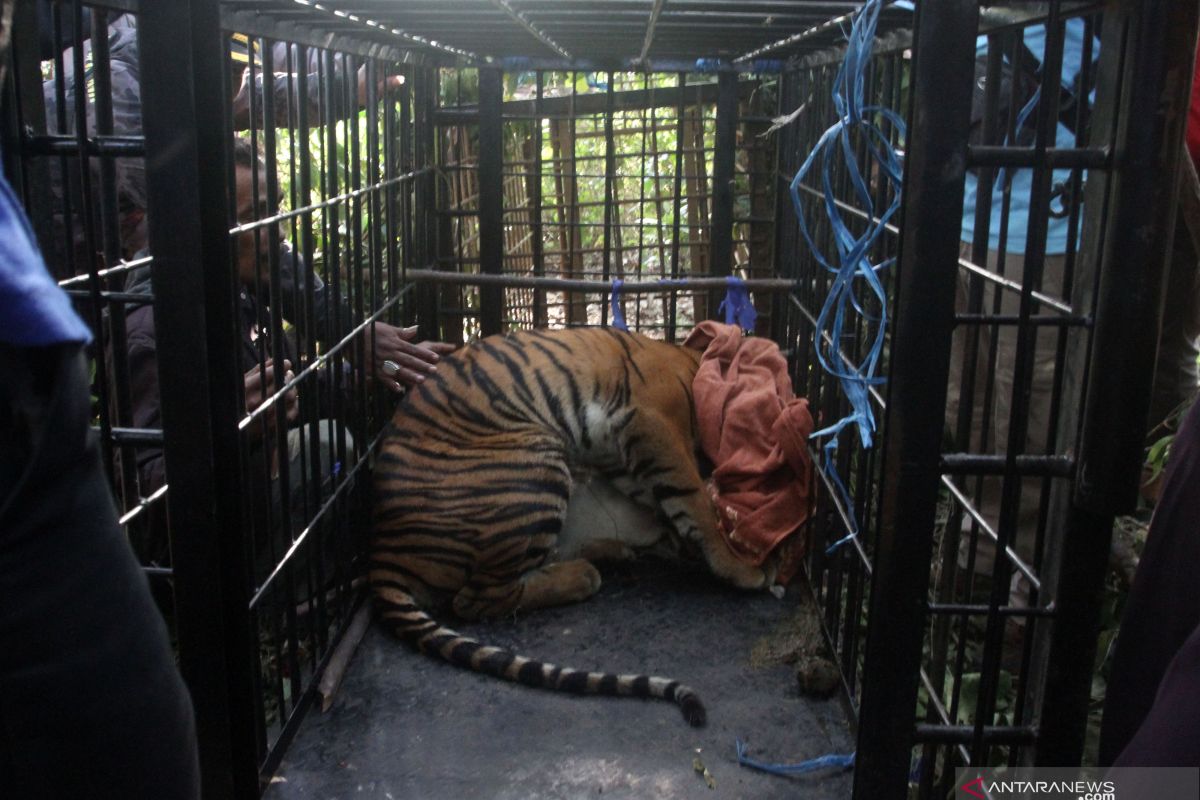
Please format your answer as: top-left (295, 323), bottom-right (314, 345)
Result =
top-left (1, 1), bottom-right (1194, 798)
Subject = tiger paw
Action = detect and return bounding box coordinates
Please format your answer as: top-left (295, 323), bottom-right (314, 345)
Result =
top-left (723, 560), bottom-right (769, 591)
top-left (518, 559), bottom-right (603, 611)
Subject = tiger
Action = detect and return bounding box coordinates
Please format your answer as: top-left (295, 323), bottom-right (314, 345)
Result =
top-left (370, 326), bottom-right (770, 726)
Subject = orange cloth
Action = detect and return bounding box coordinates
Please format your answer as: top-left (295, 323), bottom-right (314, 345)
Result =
top-left (684, 322), bottom-right (814, 576)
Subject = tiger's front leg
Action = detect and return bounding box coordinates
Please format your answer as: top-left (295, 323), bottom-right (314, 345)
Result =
top-left (617, 408), bottom-right (768, 590)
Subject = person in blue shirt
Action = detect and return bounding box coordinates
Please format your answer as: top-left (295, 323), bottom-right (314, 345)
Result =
top-left (953, 18), bottom-right (1200, 621)
top-left (0, 3), bottom-right (199, 794)
top-left (948, 19), bottom-right (1100, 617)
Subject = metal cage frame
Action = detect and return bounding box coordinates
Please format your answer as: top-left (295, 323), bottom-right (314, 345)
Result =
top-left (2, 2), bottom-right (1195, 798)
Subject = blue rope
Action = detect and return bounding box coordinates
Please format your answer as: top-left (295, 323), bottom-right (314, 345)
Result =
top-left (608, 276), bottom-right (756, 333)
top-left (736, 739), bottom-right (856, 777)
top-left (788, 0), bottom-right (904, 548)
top-left (717, 276), bottom-right (757, 331)
top-left (610, 279), bottom-right (628, 331)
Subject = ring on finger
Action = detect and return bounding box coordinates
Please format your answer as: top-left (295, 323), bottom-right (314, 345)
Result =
top-left (382, 359), bottom-right (401, 378)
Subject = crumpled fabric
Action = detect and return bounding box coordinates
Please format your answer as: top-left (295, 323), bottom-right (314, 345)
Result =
top-left (684, 321), bottom-right (814, 578)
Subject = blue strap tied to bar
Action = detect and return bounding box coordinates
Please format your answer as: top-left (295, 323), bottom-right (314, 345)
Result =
top-left (717, 275), bottom-right (757, 332)
top-left (610, 278), bottom-right (628, 331)
top-left (735, 739), bottom-right (856, 777)
top-left (694, 58), bottom-right (721, 73)
top-left (608, 276), bottom-right (756, 334)
top-left (788, 0), bottom-right (904, 549)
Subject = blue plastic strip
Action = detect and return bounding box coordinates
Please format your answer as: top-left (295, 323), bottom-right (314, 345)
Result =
top-left (787, 0), bottom-right (903, 545)
top-left (718, 276), bottom-right (757, 332)
top-left (610, 279), bottom-right (628, 331)
top-left (736, 739), bottom-right (856, 777)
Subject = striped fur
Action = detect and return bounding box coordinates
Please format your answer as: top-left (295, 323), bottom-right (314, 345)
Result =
top-left (371, 327), bottom-right (766, 726)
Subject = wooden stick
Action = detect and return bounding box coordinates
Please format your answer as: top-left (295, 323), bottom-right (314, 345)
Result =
top-left (318, 601), bottom-right (372, 713)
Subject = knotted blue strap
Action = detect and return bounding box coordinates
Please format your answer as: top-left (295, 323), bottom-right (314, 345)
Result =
top-left (610, 278), bottom-right (628, 331)
top-left (787, 0), bottom-right (903, 547)
top-left (718, 276), bottom-right (757, 332)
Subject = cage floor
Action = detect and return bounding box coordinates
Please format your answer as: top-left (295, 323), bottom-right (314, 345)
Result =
top-left (266, 560), bottom-right (855, 799)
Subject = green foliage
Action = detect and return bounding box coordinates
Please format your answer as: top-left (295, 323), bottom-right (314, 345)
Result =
top-left (273, 108), bottom-right (387, 277)
top-left (1144, 432), bottom-right (1173, 487)
top-left (441, 67), bottom-right (479, 106)
top-left (1143, 394), bottom-right (1194, 489)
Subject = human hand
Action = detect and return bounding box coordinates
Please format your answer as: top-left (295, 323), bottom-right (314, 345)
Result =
top-left (244, 358), bottom-right (299, 439)
top-left (370, 322), bottom-right (456, 393)
top-left (357, 65), bottom-right (404, 106)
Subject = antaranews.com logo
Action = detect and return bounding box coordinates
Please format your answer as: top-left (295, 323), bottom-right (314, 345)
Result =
top-left (955, 768), bottom-right (1198, 799)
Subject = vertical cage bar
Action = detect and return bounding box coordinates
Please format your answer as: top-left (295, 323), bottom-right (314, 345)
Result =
top-left (1073, 3), bottom-right (1195, 513)
top-left (710, 70), bottom-right (738, 316)
top-left (478, 67), bottom-right (504, 336)
top-left (769, 70), bottom-right (791, 344)
top-left (853, 2), bottom-right (981, 796)
top-left (89, 8), bottom-right (138, 508)
top-left (417, 67), bottom-right (440, 336)
top-left (532, 72), bottom-right (546, 326)
top-left (668, 72), bottom-right (686, 341)
top-left (1034, 0), bottom-right (1200, 766)
top-left (601, 73), bottom-right (615, 326)
top-left (136, 2), bottom-right (259, 795)
top-left (69, 1), bottom-right (113, 486)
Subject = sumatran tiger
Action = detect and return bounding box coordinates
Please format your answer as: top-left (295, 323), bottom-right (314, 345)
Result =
top-left (370, 326), bottom-right (769, 726)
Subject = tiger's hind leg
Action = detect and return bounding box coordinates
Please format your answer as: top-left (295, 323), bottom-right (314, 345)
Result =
top-left (450, 460), bottom-right (603, 621)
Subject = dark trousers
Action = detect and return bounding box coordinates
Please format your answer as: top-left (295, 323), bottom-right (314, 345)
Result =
top-left (1099, 395), bottom-right (1200, 766)
top-left (0, 343), bottom-right (200, 798)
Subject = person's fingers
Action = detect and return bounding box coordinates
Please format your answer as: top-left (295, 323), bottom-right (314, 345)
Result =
top-left (245, 359), bottom-right (298, 415)
top-left (418, 341), bottom-right (458, 356)
top-left (382, 349), bottom-right (439, 377)
top-left (284, 386), bottom-right (300, 421)
top-left (376, 342), bottom-right (440, 375)
top-left (386, 362), bottom-right (431, 390)
top-left (245, 357), bottom-right (274, 388)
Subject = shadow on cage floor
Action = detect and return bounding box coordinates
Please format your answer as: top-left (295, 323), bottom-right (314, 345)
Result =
top-left (266, 560), bottom-right (855, 799)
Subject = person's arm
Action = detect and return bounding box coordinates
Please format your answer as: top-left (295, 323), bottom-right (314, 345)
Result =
top-left (230, 48), bottom-right (401, 130)
top-left (274, 241), bottom-right (452, 392)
